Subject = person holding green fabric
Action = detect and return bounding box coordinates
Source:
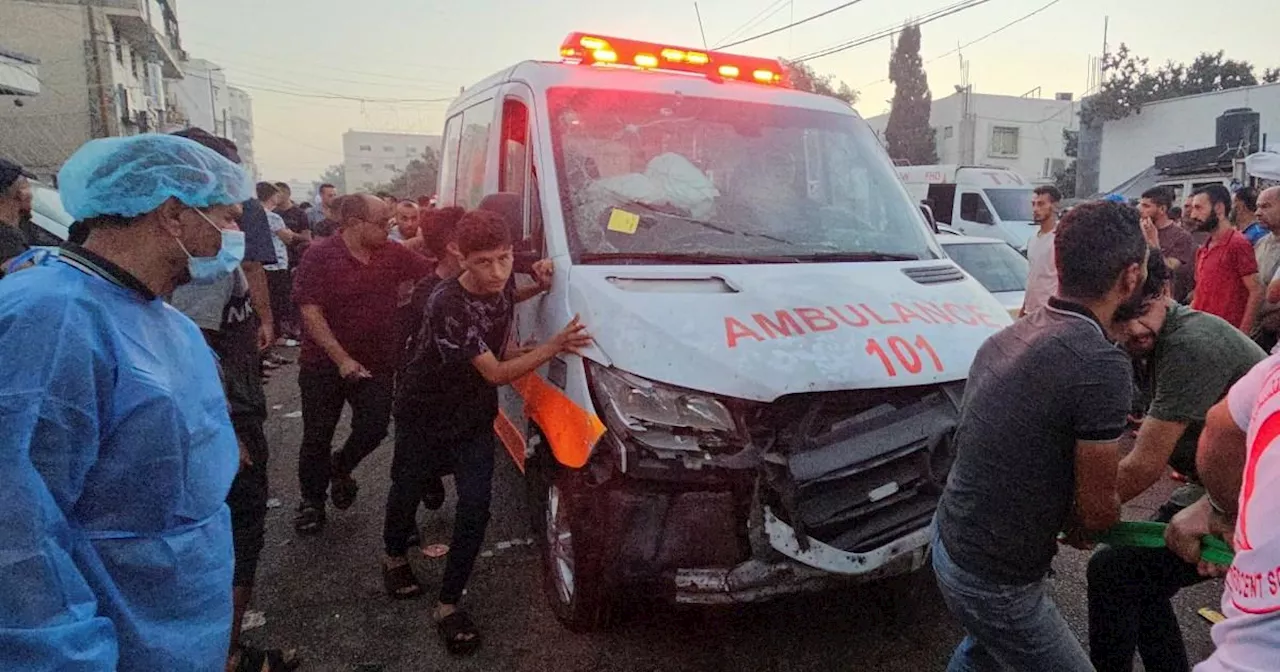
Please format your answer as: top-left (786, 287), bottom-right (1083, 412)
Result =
top-left (1089, 250), bottom-right (1266, 672)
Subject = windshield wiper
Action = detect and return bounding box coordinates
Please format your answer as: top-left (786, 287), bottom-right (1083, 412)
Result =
top-left (791, 252), bottom-right (923, 262)
top-left (600, 195), bottom-right (803, 247)
top-left (578, 252), bottom-right (801, 265)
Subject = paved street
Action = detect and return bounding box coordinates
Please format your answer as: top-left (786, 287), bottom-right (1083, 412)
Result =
top-left (246, 357), bottom-right (1222, 672)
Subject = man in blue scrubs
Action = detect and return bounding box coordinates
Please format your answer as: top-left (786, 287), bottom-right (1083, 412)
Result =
top-left (0, 133), bottom-right (251, 671)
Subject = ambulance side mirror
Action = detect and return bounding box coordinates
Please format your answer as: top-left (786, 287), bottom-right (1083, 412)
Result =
top-left (919, 203), bottom-right (939, 234)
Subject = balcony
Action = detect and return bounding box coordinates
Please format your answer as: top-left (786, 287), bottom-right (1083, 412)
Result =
top-left (101, 0), bottom-right (183, 78)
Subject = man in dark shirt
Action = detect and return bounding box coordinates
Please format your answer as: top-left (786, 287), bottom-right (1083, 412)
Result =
top-left (309, 183), bottom-right (340, 238)
top-left (1087, 252), bottom-right (1265, 672)
top-left (933, 201), bottom-right (1149, 671)
top-left (1191, 184), bottom-right (1262, 332)
top-left (291, 193), bottom-right (434, 534)
top-left (0, 157), bottom-right (34, 274)
top-left (382, 211), bottom-right (586, 653)
top-left (1140, 187), bottom-right (1196, 303)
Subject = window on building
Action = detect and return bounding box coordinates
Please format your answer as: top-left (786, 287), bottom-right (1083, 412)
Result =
top-left (384, 146), bottom-right (395, 153)
top-left (114, 29), bottom-right (124, 65)
top-left (455, 99), bottom-right (496, 209)
top-left (1042, 158), bottom-right (1067, 179)
top-left (406, 147), bottom-right (419, 156)
top-left (359, 145), bottom-right (371, 152)
top-left (385, 164), bottom-right (398, 171)
top-left (361, 163), bottom-right (373, 171)
top-left (989, 126), bottom-right (1019, 157)
top-left (942, 126), bottom-right (954, 139)
top-left (130, 51), bottom-right (140, 79)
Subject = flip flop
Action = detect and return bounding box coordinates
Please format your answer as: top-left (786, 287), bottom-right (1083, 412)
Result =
top-left (436, 610), bottom-right (481, 656)
top-left (382, 561), bottom-right (423, 599)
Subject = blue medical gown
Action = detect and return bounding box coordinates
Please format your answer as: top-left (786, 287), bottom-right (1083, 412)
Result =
top-left (0, 257), bottom-right (239, 671)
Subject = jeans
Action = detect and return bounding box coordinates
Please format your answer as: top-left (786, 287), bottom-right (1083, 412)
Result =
top-left (932, 530), bottom-right (1093, 672)
top-left (297, 365), bottom-right (395, 505)
top-left (1087, 499), bottom-right (1207, 672)
top-left (383, 413), bottom-right (495, 605)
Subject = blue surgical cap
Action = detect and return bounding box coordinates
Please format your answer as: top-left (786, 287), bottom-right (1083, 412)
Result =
top-left (58, 134), bottom-right (253, 220)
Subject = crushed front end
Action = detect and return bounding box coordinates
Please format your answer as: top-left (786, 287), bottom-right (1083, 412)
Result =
top-left (587, 362), bottom-right (964, 603)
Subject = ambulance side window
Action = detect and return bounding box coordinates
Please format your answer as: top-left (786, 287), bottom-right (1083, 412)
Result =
top-left (456, 98), bottom-right (495, 209)
top-left (438, 115), bottom-right (462, 205)
top-left (499, 99), bottom-right (542, 252)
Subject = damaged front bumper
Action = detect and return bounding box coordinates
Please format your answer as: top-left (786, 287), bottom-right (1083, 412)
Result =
top-left (671, 507), bottom-right (932, 605)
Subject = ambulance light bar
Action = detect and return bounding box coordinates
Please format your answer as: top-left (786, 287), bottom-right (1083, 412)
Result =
top-left (559, 33), bottom-right (788, 87)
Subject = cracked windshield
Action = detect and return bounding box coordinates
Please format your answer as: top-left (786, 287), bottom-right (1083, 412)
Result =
top-left (549, 88), bottom-right (939, 261)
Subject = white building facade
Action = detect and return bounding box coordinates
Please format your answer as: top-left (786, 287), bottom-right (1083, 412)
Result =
top-left (1097, 83), bottom-right (1280, 193)
top-left (864, 89), bottom-right (1078, 183)
top-left (172, 58), bottom-right (230, 137)
top-left (0, 0), bottom-right (185, 180)
top-left (227, 86), bottom-right (256, 180)
top-left (343, 130), bottom-right (442, 192)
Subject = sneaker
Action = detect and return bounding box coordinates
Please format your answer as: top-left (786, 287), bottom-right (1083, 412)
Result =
top-left (283, 338), bottom-right (300, 347)
top-left (331, 474), bottom-right (359, 510)
top-left (294, 502), bottom-right (326, 535)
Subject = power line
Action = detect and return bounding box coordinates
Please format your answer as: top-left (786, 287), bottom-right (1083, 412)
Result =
top-left (232, 82), bottom-right (455, 105)
top-left (713, 0), bottom-right (792, 47)
top-left (720, 0), bottom-right (874, 50)
top-left (861, 0), bottom-right (1064, 86)
top-left (792, 0), bottom-right (994, 63)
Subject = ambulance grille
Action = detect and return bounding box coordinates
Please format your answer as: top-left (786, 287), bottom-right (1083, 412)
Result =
top-left (902, 265), bottom-right (965, 285)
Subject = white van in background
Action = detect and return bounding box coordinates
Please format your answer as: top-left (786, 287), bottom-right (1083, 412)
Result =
top-left (898, 165), bottom-right (1038, 253)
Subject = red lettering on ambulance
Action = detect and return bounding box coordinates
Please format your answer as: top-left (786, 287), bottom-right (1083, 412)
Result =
top-left (832, 305), bottom-right (870, 327)
top-left (753, 311), bottom-right (806, 339)
top-left (795, 307), bottom-right (839, 333)
top-left (724, 317), bottom-right (764, 349)
top-left (944, 303), bottom-right (978, 326)
top-left (966, 304), bottom-right (1000, 328)
top-left (860, 304), bottom-right (901, 325)
top-left (892, 302), bottom-right (933, 324)
top-left (915, 301), bottom-right (956, 325)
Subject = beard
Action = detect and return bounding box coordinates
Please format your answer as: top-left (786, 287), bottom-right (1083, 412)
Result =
top-left (1195, 211), bottom-right (1220, 233)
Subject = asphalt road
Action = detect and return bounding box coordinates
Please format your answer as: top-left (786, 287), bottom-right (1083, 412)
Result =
top-left (245, 356), bottom-right (1222, 671)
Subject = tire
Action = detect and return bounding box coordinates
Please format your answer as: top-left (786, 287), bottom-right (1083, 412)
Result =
top-left (525, 432), bottom-right (617, 632)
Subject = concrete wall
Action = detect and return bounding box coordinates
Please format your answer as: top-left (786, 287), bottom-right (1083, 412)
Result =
top-left (343, 130), bottom-right (442, 192)
top-left (173, 58), bottom-right (229, 135)
top-left (228, 86), bottom-right (255, 179)
top-left (1098, 83), bottom-right (1280, 191)
top-left (865, 91), bottom-right (1077, 183)
top-left (0, 1), bottom-right (96, 180)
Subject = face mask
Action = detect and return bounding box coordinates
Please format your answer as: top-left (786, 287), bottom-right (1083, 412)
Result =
top-left (176, 208), bottom-right (246, 285)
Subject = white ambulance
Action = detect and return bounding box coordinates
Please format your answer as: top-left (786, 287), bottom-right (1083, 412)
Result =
top-left (438, 32), bottom-right (1010, 630)
top-left (897, 164), bottom-right (1039, 253)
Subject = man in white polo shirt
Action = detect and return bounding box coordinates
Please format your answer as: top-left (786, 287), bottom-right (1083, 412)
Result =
top-left (1021, 185), bottom-right (1062, 317)
top-left (1164, 353), bottom-right (1280, 670)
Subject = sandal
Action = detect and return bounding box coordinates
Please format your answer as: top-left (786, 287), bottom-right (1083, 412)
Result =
top-left (233, 645), bottom-right (300, 672)
top-left (331, 474), bottom-right (359, 510)
top-left (382, 560), bottom-right (423, 599)
top-left (436, 610), bottom-right (481, 656)
top-left (294, 502), bottom-right (325, 535)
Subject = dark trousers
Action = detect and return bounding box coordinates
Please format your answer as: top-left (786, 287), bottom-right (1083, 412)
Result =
top-left (297, 365), bottom-right (395, 505)
top-left (266, 269), bottom-right (293, 336)
top-left (383, 414), bottom-right (495, 605)
top-left (228, 420), bottom-right (270, 588)
top-left (1086, 504), bottom-right (1207, 672)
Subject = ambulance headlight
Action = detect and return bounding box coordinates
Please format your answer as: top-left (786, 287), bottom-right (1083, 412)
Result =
top-left (586, 361), bottom-right (740, 453)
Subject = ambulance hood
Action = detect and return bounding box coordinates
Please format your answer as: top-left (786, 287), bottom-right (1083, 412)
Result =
top-left (570, 262), bottom-right (1009, 403)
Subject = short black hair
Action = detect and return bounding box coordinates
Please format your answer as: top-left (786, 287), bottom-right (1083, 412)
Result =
top-left (1235, 186), bottom-right (1259, 212)
top-left (171, 127), bottom-right (241, 165)
top-left (1033, 185), bottom-right (1062, 203)
top-left (319, 183), bottom-right (337, 193)
top-left (422, 206), bottom-right (465, 258)
top-left (1055, 200), bottom-right (1147, 301)
top-left (1193, 184), bottom-right (1232, 213)
top-left (1140, 186), bottom-right (1173, 210)
top-left (455, 209), bottom-right (512, 257)
top-left (1114, 247), bottom-right (1172, 321)
top-left (255, 181), bottom-right (279, 202)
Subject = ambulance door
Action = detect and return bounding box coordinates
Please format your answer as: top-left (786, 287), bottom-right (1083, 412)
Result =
top-left (494, 84), bottom-right (553, 471)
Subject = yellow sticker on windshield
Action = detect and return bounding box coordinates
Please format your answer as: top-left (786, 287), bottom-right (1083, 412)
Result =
top-left (607, 209), bottom-right (641, 235)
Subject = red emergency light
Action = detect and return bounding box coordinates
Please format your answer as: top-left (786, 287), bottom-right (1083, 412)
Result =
top-left (559, 32), bottom-right (789, 87)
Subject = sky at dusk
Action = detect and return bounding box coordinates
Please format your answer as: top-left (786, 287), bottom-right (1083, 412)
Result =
top-left (177, 0), bottom-right (1280, 181)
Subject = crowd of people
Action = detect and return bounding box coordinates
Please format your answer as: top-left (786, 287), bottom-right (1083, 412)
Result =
top-left (937, 184), bottom-right (1280, 671)
top-left (1, 124), bottom-right (1278, 672)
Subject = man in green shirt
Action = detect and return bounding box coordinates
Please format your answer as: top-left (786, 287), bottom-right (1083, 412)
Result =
top-left (1088, 251), bottom-right (1266, 672)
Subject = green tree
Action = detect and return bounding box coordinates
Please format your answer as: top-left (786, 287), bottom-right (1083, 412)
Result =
top-left (376, 148), bottom-right (440, 200)
top-left (1264, 68), bottom-right (1280, 84)
top-left (884, 23), bottom-right (937, 165)
top-left (781, 59), bottom-right (859, 105)
top-left (318, 164), bottom-right (345, 193)
top-left (1083, 44), bottom-right (1267, 125)
top-left (1054, 128), bottom-right (1078, 198)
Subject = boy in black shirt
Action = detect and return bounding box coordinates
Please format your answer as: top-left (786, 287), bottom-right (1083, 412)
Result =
top-left (382, 210), bottom-right (589, 654)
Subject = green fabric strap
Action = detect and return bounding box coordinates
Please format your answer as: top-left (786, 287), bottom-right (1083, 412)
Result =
top-left (1094, 521), bottom-right (1234, 565)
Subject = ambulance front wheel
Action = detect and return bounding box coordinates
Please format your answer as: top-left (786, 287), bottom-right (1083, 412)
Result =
top-left (525, 438), bottom-right (617, 633)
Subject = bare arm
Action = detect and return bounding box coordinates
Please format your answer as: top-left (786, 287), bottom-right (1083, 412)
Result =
top-left (1241, 273), bottom-right (1262, 333)
top-left (470, 315), bottom-right (590, 386)
top-left (1116, 417), bottom-right (1188, 502)
top-left (1267, 276), bottom-right (1280, 305)
top-left (299, 304), bottom-right (357, 368)
top-left (1075, 439), bottom-right (1122, 530)
top-left (1197, 399), bottom-right (1247, 513)
top-left (242, 262), bottom-right (273, 349)
top-left (276, 227), bottom-right (301, 245)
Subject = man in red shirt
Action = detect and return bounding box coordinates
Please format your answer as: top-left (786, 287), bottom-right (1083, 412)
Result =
top-left (292, 193), bottom-right (433, 534)
top-left (1190, 184), bottom-right (1262, 333)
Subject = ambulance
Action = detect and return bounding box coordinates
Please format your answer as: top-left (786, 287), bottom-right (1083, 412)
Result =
top-left (437, 32), bottom-right (1010, 631)
top-left (897, 164), bottom-right (1039, 253)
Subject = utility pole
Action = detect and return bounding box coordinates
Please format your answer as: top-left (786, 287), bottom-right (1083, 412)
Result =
top-left (84, 0), bottom-right (113, 138)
